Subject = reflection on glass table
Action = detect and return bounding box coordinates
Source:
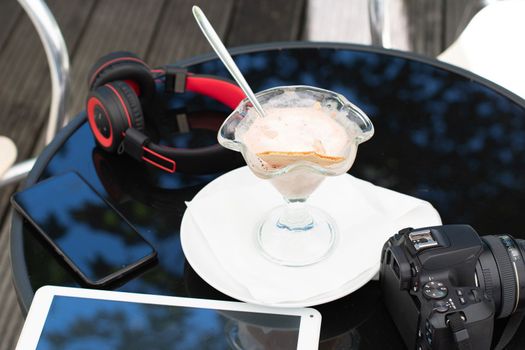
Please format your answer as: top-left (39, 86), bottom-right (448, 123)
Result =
top-left (11, 44), bottom-right (525, 349)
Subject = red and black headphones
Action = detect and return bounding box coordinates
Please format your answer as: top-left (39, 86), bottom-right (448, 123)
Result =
top-left (86, 51), bottom-right (246, 174)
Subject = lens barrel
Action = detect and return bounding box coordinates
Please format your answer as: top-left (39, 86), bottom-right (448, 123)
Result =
top-left (476, 235), bottom-right (525, 318)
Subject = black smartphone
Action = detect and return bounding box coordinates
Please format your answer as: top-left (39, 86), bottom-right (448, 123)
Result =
top-left (11, 171), bottom-right (157, 287)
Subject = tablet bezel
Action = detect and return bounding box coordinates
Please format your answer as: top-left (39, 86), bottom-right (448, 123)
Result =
top-left (16, 285), bottom-right (322, 350)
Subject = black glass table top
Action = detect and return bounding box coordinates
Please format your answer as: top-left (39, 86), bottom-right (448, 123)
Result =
top-left (10, 42), bottom-right (525, 349)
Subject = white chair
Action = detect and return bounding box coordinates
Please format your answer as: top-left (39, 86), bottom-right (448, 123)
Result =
top-left (308, 0), bottom-right (525, 99)
top-left (438, 0), bottom-right (525, 99)
top-left (0, 136), bottom-right (17, 178)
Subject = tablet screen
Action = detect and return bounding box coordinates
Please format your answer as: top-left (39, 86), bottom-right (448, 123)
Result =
top-left (36, 296), bottom-right (302, 349)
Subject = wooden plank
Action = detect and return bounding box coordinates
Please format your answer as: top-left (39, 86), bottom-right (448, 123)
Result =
top-left (443, 0), bottom-right (485, 49)
top-left (0, 0), bottom-right (96, 222)
top-left (67, 0), bottom-right (165, 117)
top-left (305, 0), bottom-right (444, 56)
top-left (404, 0), bottom-right (444, 56)
top-left (0, 0), bottom-right (23, 52)
top-left (305, 0), bottom-right (371, 44)
top-left (0, 0), bottom-right (95, 129)
top-left (146, 0), bottom-right (235, 66)
top-left (1, 314), bottom-right (23, 350)
top-left (0, 218), bottom-right (24, 350)
top-left (226, 0), bottom-right (306, 46)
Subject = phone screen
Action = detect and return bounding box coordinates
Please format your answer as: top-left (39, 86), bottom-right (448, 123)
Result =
top-left (12, 172), bottom-right (156, 285)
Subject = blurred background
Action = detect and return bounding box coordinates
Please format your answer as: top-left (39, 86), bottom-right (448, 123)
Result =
top-left (0, 0), bottom-right (503, 349)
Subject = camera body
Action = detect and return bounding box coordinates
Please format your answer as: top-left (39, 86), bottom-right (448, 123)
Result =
top-left (380, 225), bottom-right (495, 350)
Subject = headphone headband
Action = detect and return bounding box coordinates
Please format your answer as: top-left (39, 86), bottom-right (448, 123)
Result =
top-left (163, 68), bottom-right (245, 110)
top-left (86, 52), bottom-right (246, 174)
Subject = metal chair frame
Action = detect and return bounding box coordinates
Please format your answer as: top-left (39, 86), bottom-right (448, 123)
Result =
top-left (0, 0), bottom-right (70, 188)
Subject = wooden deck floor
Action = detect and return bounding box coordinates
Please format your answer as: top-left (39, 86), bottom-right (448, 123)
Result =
top-left (0, 0), bottom-right (483, 348)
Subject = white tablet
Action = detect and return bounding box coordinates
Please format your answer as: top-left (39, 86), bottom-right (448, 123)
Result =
top-left (17, 286), bottom-right (322, 350)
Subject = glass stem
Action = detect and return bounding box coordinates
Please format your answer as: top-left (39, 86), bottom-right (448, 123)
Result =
top-left (276, 199), bottom-right (314, 231)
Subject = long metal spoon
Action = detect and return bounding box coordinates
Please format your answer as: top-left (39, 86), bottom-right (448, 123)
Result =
top-left (192, 5), bottom-right (265, 117)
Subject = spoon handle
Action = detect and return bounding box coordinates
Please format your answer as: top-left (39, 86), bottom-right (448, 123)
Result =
top-left (192, 6), bottom-right (265, 117)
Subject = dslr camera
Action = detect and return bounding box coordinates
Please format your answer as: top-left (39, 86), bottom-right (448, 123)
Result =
top-left (380, 225), bottom-right (525, 350)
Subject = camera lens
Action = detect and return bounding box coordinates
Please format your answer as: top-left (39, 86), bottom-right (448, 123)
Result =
top-left (476, 235), bottom-right (525, 318)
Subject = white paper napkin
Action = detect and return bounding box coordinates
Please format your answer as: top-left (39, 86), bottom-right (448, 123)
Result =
top-left (186, 167), bottom-right (441, 304)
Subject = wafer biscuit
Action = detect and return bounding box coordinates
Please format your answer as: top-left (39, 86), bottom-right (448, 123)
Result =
top-left (257, 151), bottom-right (345, 167)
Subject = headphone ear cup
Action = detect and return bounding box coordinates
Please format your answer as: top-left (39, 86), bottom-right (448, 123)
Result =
top-left (111, 81), bottom-right (145, 132)
top-left (87, 87), bottom-right (126, 153)
top-left (88, 51), bottom-right (155, 104)
top-left (86, 81), bottom-right (145, 153)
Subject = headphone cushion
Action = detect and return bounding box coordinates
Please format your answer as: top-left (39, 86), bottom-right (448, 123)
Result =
top-left (88, 51), bottom-right (155, 103)
top-left (86, 86), bottom-right (127, 153)
top-left (110, 81), bottom-right (145, 132)
top-left (87, 81), bottom-right (145, 153)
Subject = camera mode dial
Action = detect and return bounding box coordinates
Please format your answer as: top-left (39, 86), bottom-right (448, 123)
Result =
top-left (423, 281), bottom-right (448, 299)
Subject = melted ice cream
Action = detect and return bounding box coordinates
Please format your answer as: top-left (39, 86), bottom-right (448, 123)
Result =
top-left (234, 95), bottom-right (359, 200)
top-left (241, 105), bottom-right (349, 160)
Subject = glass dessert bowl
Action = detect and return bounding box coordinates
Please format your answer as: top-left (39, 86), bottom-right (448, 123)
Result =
top-left (218, 86), bottom-right (374, 267)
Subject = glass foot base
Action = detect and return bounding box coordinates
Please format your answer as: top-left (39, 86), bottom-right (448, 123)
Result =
top-left (256, 205), bottom-right (338, 267)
